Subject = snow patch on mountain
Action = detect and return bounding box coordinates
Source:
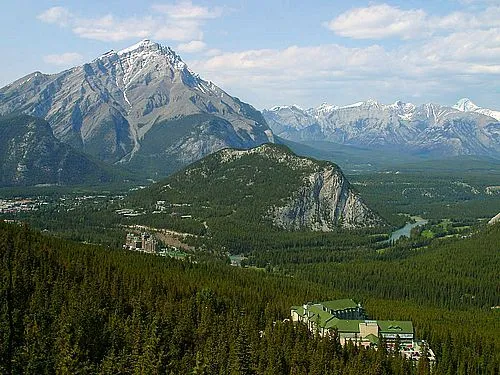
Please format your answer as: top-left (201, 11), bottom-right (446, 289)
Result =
top-left (454, 98), bottom-right (479, 112)
top-left (118, 39), bottom-right (157, 55)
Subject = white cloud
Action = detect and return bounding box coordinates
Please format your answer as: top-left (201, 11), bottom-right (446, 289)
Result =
top-left (326, 3), bottom-right (500, 40)
top-left (154, 20), bottom-right (204, 41)
top-left (326, 4), bottom-right (428, 40)
top-left (71, 15), bottom-right (155, 42)
top-left (204, 48), bottom-right (222, 57)
top-left (152, 1), bottom-right (222, 19)
top-left (189, 35), bottom-right (500, 108)
top-left (190, 44), bottom-right (402, 107)
top-left (37, 6), bottom-right (73, 26)
top-left (192, 44), bottom-right (394, 82)
top-left (176, 40), bottom-right (207, 53)
top-left (43, 52), bottom-right (83, 66)
top-left (405, 28), bottom-right (500, 80)
top-left (37, 1), bottom-right (221, 43)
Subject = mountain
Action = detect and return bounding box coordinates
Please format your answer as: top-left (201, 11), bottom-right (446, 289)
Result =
top-left (0, 40), bottom-right (274, 176)
top-left (453, 98), bottom-right (500, 122)
top-left (263, 99), bottom-right (500, 157)
top-left (131, 143), bottom-right (383, 231)
top-left (0, 114), bottom-right (117, 186)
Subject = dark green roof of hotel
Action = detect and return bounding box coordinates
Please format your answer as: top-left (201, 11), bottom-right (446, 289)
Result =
top-left (323, 318), bottom-right (363, 332)
top-left (322, 319), bottom-right (413, 334)
top-left (307, 305), bottom-right (335, 325)
top-left (291, 300), bottom-right (413, 335)
top-left (320, 299), bottom-right (358, 311)
top-left (378, 321), bottom-right (413, 334)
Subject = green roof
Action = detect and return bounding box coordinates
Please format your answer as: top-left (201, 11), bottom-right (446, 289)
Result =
top-left (324, 318), bottom-right (363, 332)
top-left (378, 320), bottom-right (413, 334)
top-left (320, 299), bottom-right (358, 311)
top-left (290, 301), bottom-right (413, 337)
top-left (307, 305), bottom-right (335, 326)
top-left (291, 306), bottom-right (305, 316)
top-left (364, 334), bottom-right (379, 344)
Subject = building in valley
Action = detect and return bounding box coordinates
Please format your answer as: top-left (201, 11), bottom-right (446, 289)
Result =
top-left (124, 232), bottom-right (157, 253)
top-left (291, 299), bottom-right (434, 361)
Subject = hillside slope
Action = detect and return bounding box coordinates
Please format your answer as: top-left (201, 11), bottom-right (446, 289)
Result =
top-left (0, 115), bottom-right (118, 186)
top-left (129, 143), bottom-right (383, 231)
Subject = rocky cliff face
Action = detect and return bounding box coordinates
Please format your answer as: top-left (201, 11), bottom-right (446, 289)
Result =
top-left (0, 40), bottom-right (273, 175)
top-left (488, 212), bottom-right (500, 225)
top-left (205, 144), bottom-right (383, 230)
top-left (134, 143), bottom-right (383, 231)
top-left (268, 161), bottom-right (382, 230)
top-left (264, 99), bottom-right (500, 157)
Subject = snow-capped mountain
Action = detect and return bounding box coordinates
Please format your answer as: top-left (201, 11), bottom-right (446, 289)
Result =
top-left (453, 98), bottom-right (500, 122)
top-left (263, 99), bottom-right (500, 157)
top-left (0, 40), bottom-right (273, 175)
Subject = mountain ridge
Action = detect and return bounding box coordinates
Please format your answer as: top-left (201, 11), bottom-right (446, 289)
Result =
top-left (0, 40), bottom-right (274, 176)
top-left (263, 98), bottom-right (500, 157)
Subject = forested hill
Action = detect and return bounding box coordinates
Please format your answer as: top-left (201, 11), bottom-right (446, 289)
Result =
top-left (0, 115), bottom-right (122, 186)
top-left (0, 222), bottom-right (414, 374)
top-left (128, 143), bottom-right (383, 233)
top-left (1, 222), bottom-right (499, 373)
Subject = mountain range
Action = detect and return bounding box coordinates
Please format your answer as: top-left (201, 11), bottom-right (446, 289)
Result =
top-left (264, 99), bottom-right (500, 157)
top-left (1, 39), bottom-right (500, 187)
top-left (0, 40), bottom-right (273, 176)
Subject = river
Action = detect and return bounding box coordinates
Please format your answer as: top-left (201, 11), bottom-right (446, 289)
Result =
top-left (387, 216), bottom-right (428, 243)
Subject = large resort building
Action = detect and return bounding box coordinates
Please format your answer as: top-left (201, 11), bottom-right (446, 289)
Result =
top-left (291, 299), bottom-right (434, 361)
top-left (124, 232), bottom-right (157, 253)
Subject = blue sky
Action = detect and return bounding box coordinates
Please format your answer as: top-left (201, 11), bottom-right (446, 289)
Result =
top-left (1, 0), bottom-right (500, 109)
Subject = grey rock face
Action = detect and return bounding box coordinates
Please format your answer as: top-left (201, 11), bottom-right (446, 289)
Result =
top-left (264, 100), bottom-right (500, 157)
top-left (268, 162), bottom-right (382, 230)
top-left (488, 212), bottom-right (500, 225)
top-left (0, 40), bottom-right (274, 171)
top-left (217, 144), bottom-right (383, 230)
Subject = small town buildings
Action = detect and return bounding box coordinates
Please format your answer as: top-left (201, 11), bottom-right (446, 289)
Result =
top-left (124, 232), bottom-right (157, 253)
top-left (291, 299), bottom-right (435, 361)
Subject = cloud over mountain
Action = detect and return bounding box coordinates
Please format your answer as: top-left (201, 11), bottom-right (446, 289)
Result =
top-left (37, 1), bottom-right (222, 43)
top-left (24, 1), bottom-right (500, 110)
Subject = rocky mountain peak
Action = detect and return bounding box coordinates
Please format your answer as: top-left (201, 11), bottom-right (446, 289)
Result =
top-left (0, 40), bottom-right (274, 176)
top-left (365, 98), bottom-right (380, 107)
top-left (454, 98), bottom-right (479, 112)
top-left (453, 98), bottom-right (500, 121)
top-left (118, 39), bottom-right (158, 54)
top-left (96, 39), bottom-right (188, 73)
top-left (316, 102), bottom-right (338, 114)
top-left (217, 143), bottom-right (318, 170)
